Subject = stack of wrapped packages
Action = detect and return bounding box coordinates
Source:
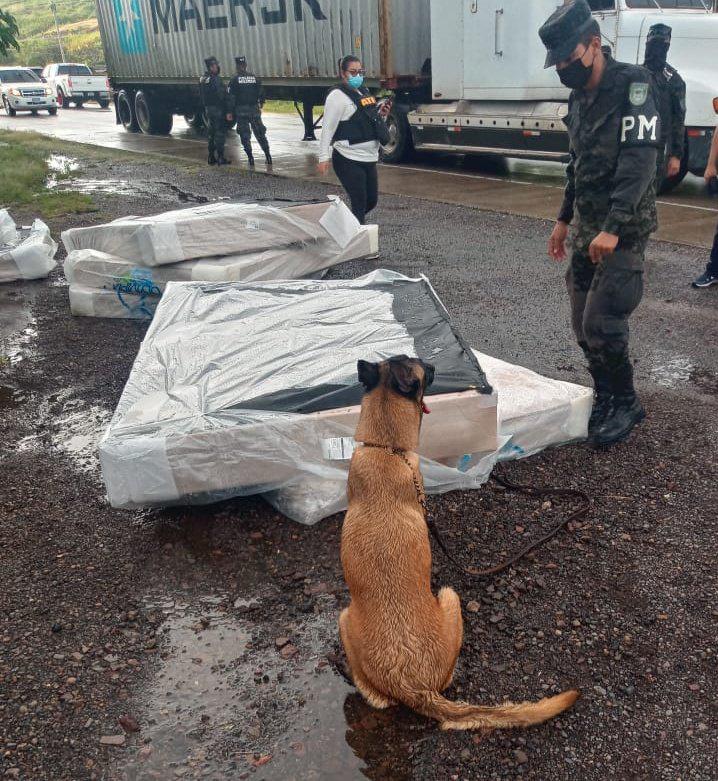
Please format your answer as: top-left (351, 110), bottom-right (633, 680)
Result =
top-left (61, 197), bottom-right (378, 318)
top-left (0, 209), bottom-right (57, 283)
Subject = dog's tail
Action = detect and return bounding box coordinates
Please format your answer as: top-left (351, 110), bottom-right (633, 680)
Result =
top-left (404, 688), bottom-right (579, 731)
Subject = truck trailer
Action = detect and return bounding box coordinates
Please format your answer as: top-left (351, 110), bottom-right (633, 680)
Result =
top-left (97, 0), bottom-right (717, 190)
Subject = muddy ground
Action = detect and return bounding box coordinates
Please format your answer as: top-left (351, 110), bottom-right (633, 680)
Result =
top-left (1, 153), bottom-right (717, 781)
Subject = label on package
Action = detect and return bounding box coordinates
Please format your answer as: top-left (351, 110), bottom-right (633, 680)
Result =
top-left (321, 437), bottom-right (357, 461)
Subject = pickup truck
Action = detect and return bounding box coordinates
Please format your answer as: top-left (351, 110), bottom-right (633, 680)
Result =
top-left (41, 63), bottom-right (111, 110)
top-left (0, 67), bottom-right (57, 116)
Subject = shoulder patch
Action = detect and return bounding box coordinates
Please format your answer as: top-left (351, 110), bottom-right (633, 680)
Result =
top-left (629, 82), bottom-right (649, 107)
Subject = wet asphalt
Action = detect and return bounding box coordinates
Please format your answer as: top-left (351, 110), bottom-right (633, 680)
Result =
top-left (0, 146), bottom-right (717, 781)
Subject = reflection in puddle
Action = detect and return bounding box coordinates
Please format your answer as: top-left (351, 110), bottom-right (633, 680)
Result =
top-left (110, 592), bottom-right (419, 780)
top-left (3, 319), bottom-right (38, 364)
top-left (48, 177), bottom-right (210, 204)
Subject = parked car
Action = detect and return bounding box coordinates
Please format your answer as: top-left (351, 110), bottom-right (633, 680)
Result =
top-left (28, 66), bottom-right (46, 81)
top-left (41, 63), bottom-right (111, 109)
top-left (0, 67), bottom-right (57, 116)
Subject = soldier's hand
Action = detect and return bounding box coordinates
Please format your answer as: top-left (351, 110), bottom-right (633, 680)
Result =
top-left (588, 231), bottom-right (619, 264)
top-left (666, 157), bottom-right (681, 178)
top-left (548, 221), bottom-right (569, 262)
top-left (316, 160), bottom-right (331, 176)
top-left (705, 162), bottom-right (718, 184)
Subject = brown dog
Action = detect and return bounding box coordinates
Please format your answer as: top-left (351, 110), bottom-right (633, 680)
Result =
top-left (339, 355), bottom-right (579, 730)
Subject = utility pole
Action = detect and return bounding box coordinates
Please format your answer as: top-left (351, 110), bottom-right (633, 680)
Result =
top-left (49, 2), bottom-right (66, 63)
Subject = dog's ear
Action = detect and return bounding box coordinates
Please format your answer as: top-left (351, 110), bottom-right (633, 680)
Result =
top-left (388, 359), bottom-right (420, 397)
top-left (357, 360), bottom-right (380, 391)
top-left (422, 361), bottom-right (435, 389)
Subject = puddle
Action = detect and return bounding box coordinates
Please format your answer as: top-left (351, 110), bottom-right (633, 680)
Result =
top-left (2, 319), bottom-right (38, 365)
top-left (650, 355), bottom-right (695, 388)
top-left (112, 592), bottom-right (416, 780)
top-left (48, 176), bottom-right (209, 204)
top-left (47, 153), bottom-right (80, 176)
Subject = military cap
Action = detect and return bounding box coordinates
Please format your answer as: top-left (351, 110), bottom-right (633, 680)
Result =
top-left (204, 56), bottom-right (219, 68)
top-left (235, 56), bottom-right (247, 66)
top-left (539, 0), bottom-right (597, 69)
top-left (647, 23), bottom-right (672, 42)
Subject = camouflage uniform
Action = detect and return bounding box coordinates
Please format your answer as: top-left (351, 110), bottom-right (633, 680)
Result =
top-left (558, 54), bottom-right (661, 390)
top-left (199, 59), bottom-right (228, 164)
top-left (647, 63), bottom-right (686, 181)
top-left (227, 67), bottom-right (271, 164)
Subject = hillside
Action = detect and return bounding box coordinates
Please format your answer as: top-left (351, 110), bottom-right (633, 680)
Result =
top-left (0, 0), bottom-right (103, 68)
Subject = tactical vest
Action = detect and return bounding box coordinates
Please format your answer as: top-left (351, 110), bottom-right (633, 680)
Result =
top-left (230, 74), bottom-right (261, 106)
top-left (331, 85), bottom-right (385, 145)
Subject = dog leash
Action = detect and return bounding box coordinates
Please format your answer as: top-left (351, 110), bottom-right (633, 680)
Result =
top-left (361, 444), bottom-right (590, 579)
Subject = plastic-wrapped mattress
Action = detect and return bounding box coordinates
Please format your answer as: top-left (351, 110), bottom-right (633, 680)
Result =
top-left (61, 199), bottom-right (355, 267)
top-left (0, 210), bottom-right (57, 283)
top-left (65, 220), bottom-right (379, 319)
top-left (99, 270), bottom-right (499, 522)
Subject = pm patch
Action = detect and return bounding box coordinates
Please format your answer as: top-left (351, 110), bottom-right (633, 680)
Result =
top-left (629, 82), bottom-right (649, 107)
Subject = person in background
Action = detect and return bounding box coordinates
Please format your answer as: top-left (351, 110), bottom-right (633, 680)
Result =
top-left (199, 56), bottom-right (229, 166)
top-left (227, 56), bottom-right (271, 167)
top-left (693, 126), bottom-right (718, 288)
top-left (643, 24), bottom-right (686, 188)
top-left (542, 0), bottom-right (661, 447)
top-left (317, 55), bottom-right (391, 224)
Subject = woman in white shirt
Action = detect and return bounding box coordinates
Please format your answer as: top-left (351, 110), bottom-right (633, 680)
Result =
top-left (317, 56), bottom-right (390, 224)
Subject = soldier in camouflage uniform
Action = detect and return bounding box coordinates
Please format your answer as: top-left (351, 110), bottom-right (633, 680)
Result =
top-left (540, 0), bottom-right (661, 447)
top-left (643, 24), bottom-right (686, 188)
top-left (227, 56), bottom-right (272, 167)
top-left (199, 56), bottom-right (230, 166)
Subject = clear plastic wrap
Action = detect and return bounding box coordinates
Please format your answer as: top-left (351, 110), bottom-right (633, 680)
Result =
top-left (99, 270), bottom-right (498, 520)
top-left (0, 211), bottom-right (58, 283)
top-left (61, 199), bottom-right (356, 267)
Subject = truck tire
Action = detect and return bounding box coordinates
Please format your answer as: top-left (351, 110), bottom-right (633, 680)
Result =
top-left (134, 90), bottom-right (173, 135)
top-left (48, 107), bottom-right (58, 116)
top-left (99, 99), bottom-right (110, 110)
top-left (380, 104), bottom-right (414, 164)
top-left (74, 100), bottom-right (84, 109)
top-left (184, 111), bottom-right (206, 131)
top-left (117, 89), bottom-right (139, 132)
top-left (658, 142), bottom-right (689, 195)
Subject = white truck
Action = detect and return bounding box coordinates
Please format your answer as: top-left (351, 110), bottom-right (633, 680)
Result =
top-left (408, 0), bottom-right (718, 191)
top-left (96, 0), bottom-right (716, 190)
top-left (0, 67), bottom-right (57, 116)
top-left (41, 63), bottom-right (112, 110)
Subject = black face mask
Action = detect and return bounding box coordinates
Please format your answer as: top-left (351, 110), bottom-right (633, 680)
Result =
top-left (645, 39), bottom-right (669, 70)
top-left (558, 51), bottom-right (594, 90)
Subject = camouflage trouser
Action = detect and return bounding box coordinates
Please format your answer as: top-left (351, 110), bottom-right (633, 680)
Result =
top-left (205, 106), bottom-right (226, 159)
top-left (235, 107), bottom-right (270, 156)
top-left (566, 222), bottom-right (647, 359)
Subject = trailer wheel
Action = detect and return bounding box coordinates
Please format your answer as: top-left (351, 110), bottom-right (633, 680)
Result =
top-left (117, 89), bottom-right (139, 132)
top-left (184, 111), bottom-right (206, 131)
top-left (99, 99), bottom-right (110, 110)
top-left (380, 105), bottom-right (414, 164)
top-left (135, 91), bottom-right (173, 135)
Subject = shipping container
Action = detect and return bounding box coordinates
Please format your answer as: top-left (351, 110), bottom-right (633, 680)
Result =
top-left (96, 0), bottom-right (431, 141)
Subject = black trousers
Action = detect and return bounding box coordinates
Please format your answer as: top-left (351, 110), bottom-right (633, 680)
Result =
top-left (709, 221), bottom-right (718, 275)
top-left (332, 149), bottom-right (378, 224)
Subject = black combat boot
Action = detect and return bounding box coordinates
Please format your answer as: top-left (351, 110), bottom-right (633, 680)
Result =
top-left (208, 153), bottom-right (217, 166)
top-left (592, 352), bottom-right (645, 447)
top-left (216, 155), bottom-right (231, 165)
top-left (583, 345), bottom-right (613, 437)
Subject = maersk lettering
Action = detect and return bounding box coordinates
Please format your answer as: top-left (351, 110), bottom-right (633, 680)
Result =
top-left (179, 0), bottom-right (203, 30)
top-left (204, 0), bottom-right (228, 29)
top-left (152, 0), bottom-right (325, 33)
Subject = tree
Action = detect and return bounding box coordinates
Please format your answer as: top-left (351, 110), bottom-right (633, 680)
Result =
top-left (0, 7), bottom-right (20, 57)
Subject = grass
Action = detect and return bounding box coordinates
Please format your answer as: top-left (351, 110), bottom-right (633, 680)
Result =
top-left (0, 130), bottom-right (95, 218)
top-left (264, 100), bottom-right (325, 115)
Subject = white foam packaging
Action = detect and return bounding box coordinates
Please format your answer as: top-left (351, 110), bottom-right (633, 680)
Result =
top-left (61, 199), bottom-right (354, 267)
top-left (0, 210), bottom-right (58, 283)
top-left (99, 271), bottom-right (499, 522)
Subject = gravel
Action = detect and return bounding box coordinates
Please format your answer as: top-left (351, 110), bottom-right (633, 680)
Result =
top-left (0, 154), bottom-right (716, 781)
